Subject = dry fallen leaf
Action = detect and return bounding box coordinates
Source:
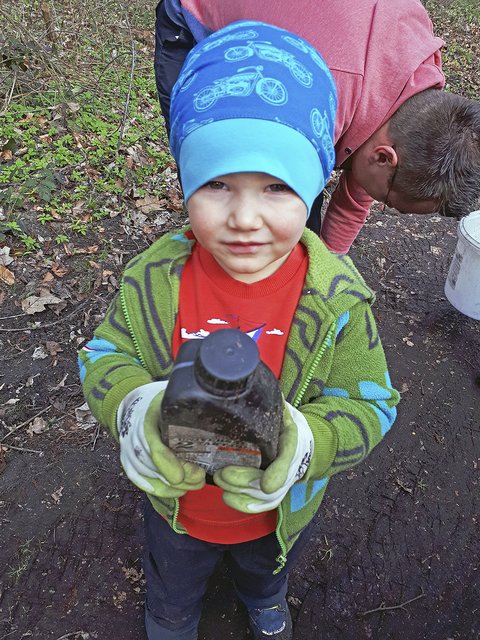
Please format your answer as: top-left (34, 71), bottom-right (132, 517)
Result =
top-left (51, 263), bottom-right (68, 277)
top-left (0, 265), bottom-right (15, 285)
top-left (21, 293), bottom-right (63, 315)
top-left (27, 416), bottom-right (47, 436)
top-left (166, 186), bottom-right (184, 213)
top-left (46, 341), bottom-right (63, 356)
top-left (73, 246), bottom-right (99, 255)
top-left (113, 590), bottom-right (127, 609)
top-left (32, 345), bottom-right (49, 360)
top-left (75, 402), bottom-right (97, 429)
top-left (51, 486), bottom-right (64, 504)
top-left (85, 165), bottom-right (101, 180)
top-left (121, 565), bottom-right (144, 585)
top-left (0, 246), bottom-right (14, 266)
top-left (135, 195), bottom-right (164, 214)
top-left (72, 131), bottom-right (83, 147)
top-left (26, 374), bottom-right (40, 387)
top-left (49, 372), bottom-right (68, 391)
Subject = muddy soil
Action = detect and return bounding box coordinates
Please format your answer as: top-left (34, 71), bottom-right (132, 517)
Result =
top-left (1, 210), bottom-right (479, 640)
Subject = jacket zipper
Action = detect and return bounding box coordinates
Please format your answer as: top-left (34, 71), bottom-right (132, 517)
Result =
top-left (119, 279), bottom-right (148, 369)
top-left (274, 323), bottom-right (336, 571)
top-left (172, 498), bottom-right (185, 533)
top-left (293, 324), bottom-right (335, 408)
top-left (120, 238), bottom-right (189, 533)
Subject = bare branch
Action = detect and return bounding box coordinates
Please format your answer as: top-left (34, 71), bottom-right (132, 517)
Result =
top-left (116, 14), bottom-right (136, 153)
top-left (40, 0), bottom-right (57, 44)
top-left (359, 590), bottom-right (425, 617)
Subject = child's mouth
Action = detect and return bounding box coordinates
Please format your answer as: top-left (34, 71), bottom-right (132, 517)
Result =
top-left (224, 242), bottom-right (265, 255)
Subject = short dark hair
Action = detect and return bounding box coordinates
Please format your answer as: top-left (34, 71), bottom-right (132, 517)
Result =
top-left (388, 89), bottom-right (480, 217)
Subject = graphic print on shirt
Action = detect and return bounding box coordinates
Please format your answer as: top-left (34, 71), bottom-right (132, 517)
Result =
top-left (181, 314), bottom-right (285, 343)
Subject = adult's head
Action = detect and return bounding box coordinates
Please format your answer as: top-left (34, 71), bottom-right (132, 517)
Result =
top-left (169, 20), bottom-right (337, 216)
top-left (351, 89), bottom-right (480, 217)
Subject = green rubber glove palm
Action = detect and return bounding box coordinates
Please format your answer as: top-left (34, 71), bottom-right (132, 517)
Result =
top-left (118, 381), bottom-right (206, 498)
top-left (213, 402), bottom-right (313, 513)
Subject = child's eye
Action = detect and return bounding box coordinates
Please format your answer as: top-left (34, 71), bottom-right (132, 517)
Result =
top-left (268, 183), bottom-right (294, 193)
top-left (204, 180), bottom-right (226, 190)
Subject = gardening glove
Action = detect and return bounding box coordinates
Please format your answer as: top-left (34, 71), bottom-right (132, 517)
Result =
top-left (117, 380), bottom-right (206, 498)
top-left (213, 401), bottom-right (313, 513)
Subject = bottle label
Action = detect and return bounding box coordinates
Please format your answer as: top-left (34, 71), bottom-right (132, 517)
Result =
top-left (166, 424), bottom-right (262, 475)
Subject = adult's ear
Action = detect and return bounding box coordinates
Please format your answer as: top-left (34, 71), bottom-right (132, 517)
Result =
top-left (371, 144), bottom-right (398, 168)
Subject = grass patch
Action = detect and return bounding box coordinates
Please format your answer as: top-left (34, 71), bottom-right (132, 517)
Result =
top-left (423, 0), bottom-right (480, 98)
top-left (424, 0), bottom-right (480, 23)
top-left (7, 538), bottom-right (36, 583)
top-left (0, 0), bottom-right (173, 255)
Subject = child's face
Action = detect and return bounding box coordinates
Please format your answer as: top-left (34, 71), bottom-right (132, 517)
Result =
top-left (188, 172), bottom-right (307, 284)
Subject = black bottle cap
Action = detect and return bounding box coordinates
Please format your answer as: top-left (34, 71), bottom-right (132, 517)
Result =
top-left (195, 329), bottom-right (259, 395)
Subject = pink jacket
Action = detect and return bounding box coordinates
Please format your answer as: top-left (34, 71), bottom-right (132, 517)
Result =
top-left (167, 0), bottom-right (445, 252)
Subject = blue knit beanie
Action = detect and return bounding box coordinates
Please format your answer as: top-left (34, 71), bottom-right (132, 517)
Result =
top-left (169, 20), bottom-right (337, 215)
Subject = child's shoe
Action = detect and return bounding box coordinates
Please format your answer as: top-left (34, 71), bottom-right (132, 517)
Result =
top-left (248, 602), bottom-right (293, 639)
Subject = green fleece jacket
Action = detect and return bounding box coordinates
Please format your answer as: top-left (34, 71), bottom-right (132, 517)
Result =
top-left (79, 227), bottom-right (399, 570)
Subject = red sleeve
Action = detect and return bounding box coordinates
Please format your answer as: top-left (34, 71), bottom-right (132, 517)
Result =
top-left (320, 171), bottom-right (374, 254)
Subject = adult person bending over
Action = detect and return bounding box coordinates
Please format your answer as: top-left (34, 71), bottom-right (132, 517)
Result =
top-left (154, 0), bottom-right (480, 254)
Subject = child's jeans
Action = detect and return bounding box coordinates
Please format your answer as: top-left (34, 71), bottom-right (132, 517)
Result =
top-left (143, 497), bottom-right (314, 639)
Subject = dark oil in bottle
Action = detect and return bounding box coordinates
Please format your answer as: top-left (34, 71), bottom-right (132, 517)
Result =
top-left (159, 328), bottom-right (282, 476)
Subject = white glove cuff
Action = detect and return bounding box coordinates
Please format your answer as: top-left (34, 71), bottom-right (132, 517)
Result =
top-left (117, 380), bottom-right (169, 438)
top-left (285, 402), bottom-right (314, 481)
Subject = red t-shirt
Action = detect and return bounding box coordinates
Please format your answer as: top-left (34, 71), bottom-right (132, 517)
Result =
top-left (172, 241), bottom-right (307, 543)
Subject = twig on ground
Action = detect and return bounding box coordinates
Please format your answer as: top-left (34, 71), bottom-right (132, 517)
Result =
top-left (0, 313), bottom-right (28, 321)
top-left (377, 250), bottom-right (399, 264)
top-left (1, 406), bottom-right (51, 442)
top-left (461, 356), bottom-right (476, 369)
top-left (0, 301), bottom-right (89, 333)
top-left (116, 14), bottom-right (136, 152)
top-left (2, 444), bottom-right (43, 454)
top-left (0, 70), bottom-right (17, 116)
top-left (94, 50), bottom-right (131, 91)
top-left (359, 590), bottom-right (425, 617)
top-left (54, 633), bottom-right (90, 640)
top-left (90, 422), bottom-right (101, 451)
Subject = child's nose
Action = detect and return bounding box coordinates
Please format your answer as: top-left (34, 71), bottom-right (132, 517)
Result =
top-left (228, 194), bottom-right (262, 229)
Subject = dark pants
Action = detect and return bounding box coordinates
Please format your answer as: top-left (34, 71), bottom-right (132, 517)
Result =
top-left (154, 0), bottom-right (194, 133)
top-left (307, 191), bottom-right (324, 235)
top-left (143, 498), bottom-right (314, 637)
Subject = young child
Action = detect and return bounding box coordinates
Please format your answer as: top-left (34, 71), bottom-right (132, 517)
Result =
top-left (79, 21), bottom-right (400, 640)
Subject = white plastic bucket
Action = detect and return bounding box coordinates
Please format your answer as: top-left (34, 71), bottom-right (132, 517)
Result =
top-left (444, 210), bottom-right (480, 320)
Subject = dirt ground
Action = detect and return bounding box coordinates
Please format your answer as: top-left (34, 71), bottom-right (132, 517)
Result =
top-left (1, 207), bottom-right (479, 640)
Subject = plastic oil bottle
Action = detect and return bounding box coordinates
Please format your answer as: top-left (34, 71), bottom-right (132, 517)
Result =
top-left (159, 328), bottom-right (283, 476)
